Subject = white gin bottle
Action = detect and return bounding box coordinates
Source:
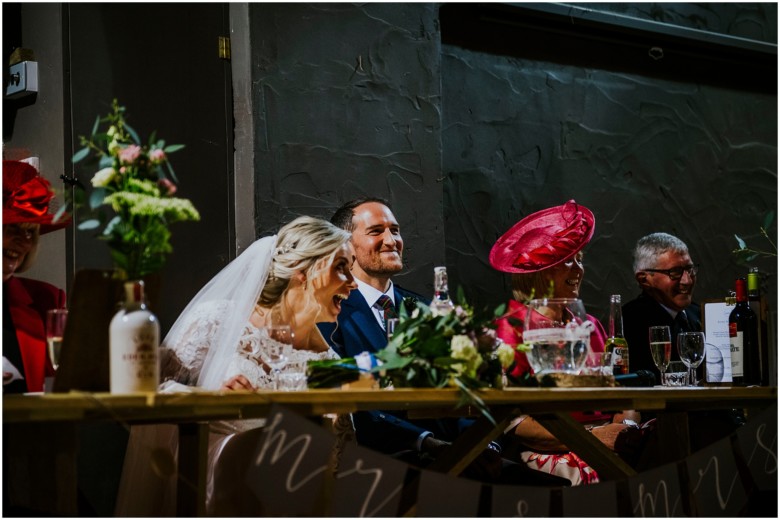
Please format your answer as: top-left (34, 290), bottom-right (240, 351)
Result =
top-left (110, 280), bottom-right (160, 393)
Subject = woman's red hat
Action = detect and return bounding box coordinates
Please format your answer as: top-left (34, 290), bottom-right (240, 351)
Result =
top-left (3, 160), bottom-right (71, 234)
top-left (489, 200), bottom-right (595, 274)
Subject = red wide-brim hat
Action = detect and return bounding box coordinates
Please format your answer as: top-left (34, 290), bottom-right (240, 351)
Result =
top-left (489, 200), bottom-right (595, 274)
top-left (3, 160), bottom-right (71, 234)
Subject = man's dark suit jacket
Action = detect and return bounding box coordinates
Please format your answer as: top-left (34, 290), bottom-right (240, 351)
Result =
top-left (622, 291), bottom-right (702, 381)
top-left (317, 286), bottom-right (469, 455)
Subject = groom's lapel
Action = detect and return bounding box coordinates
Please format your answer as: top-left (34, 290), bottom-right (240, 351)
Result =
top-left (344, 292), bottom-right (387, 353)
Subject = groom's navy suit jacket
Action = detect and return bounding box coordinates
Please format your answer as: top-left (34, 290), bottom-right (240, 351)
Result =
top-left (318, 286), bottom-right (467, 454)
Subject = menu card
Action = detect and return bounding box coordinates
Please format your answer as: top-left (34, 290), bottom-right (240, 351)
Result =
top-left (702, 301), bottom-right (734, 382)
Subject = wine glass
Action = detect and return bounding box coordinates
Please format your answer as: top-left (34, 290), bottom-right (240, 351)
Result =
top-left (648, 326), bottom-right (672, 386)
top-left (259, 325), bottom-right (292, 389)
top-left (677, 331), bottom-right (706, 387)
top-left (46, 309), bottom-right (68, 370)
top-left (523, 298), bottom-right (593, 376)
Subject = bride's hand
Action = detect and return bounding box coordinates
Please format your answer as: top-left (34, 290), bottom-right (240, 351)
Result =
top-left (221, 374), bottom-right (256, 391)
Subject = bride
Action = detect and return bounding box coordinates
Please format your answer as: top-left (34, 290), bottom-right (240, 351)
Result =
top-left (115, 215), bottom-right (356, 516)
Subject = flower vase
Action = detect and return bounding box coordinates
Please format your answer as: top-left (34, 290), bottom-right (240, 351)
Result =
top-left (109, 280), bottom-right (160, 393)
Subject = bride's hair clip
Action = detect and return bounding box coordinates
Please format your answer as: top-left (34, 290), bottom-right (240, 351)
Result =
top-left (274, 242), bottom-right (297, 257)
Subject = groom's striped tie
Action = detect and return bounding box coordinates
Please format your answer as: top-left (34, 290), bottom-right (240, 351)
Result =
top-left (375, 294), bottom-right (398, 330)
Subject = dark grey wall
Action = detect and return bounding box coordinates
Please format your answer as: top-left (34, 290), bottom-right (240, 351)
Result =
top-left (439, 3), bottom-right (777, 325)
top-left (246, 3), bottom-right (777, 327)
top-left (248, 3), bottom-right (445, 290)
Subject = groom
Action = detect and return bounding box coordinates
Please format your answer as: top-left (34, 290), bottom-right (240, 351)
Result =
top-left (318, 197), bottom-right (456, 457)
top-left (318, 198), bottom-right (564, 485)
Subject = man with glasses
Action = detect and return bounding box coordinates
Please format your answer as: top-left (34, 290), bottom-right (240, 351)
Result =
top-left (622, 232), bottom-right (702, 379)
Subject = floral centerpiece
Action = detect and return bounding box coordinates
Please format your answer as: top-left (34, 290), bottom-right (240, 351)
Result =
top-left (308, 291), bottom-right (518, 422)
top-left (71, 99), bottom-right (200, 280)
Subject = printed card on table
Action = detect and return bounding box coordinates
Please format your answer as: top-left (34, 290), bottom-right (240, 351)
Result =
top-left (490, 484), bottom-right (551, 517)
top-left (416, 469), bottom-right (482, 517)
top-left (331, 443), bottom-right (408, 517)
top-left (685, 436), bottom-right (747, 516)
top-left (703, 301), bottom-right (733, 382)
top-left (244, 404), bottom-right (336, 516)
top-left (735, 404), bottom-right (778, 491)
top-left (627, 462), bottom-right (685, 517)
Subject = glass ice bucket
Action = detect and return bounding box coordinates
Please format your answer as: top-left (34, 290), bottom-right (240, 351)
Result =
top-left (522, 298), bottom-right (594, 376)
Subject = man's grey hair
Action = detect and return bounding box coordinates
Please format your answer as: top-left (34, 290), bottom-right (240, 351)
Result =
top-left (633, 232), bottom-right (689, 273)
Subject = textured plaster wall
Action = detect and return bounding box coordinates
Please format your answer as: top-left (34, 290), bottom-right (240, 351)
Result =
top-left (440, 3), bottom-right (777, 324)
top-left (246, 3), bottom-right (777, 324)
top-left (249, 3), bottom-right (444, 290)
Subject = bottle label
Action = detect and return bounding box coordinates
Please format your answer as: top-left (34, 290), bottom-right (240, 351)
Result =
top-left (729, 328), bottom-right (744, 379)
top-left (613, 346), bottom-right (629, 375)
top-left (110, 310), bottom-right (160, 393)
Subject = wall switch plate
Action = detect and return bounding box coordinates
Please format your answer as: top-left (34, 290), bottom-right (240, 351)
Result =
top-left (6, 61), bottom-right (38, 99)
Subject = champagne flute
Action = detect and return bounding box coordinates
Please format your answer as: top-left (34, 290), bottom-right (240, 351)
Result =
top-left (648, 325), bottom-right (672, 386)
top-left (46, 309), bottom-right (68, 370)
top-left (677, 331), bottom-right (706, 387)
top-left (259, 325), bottom-right (292, 390)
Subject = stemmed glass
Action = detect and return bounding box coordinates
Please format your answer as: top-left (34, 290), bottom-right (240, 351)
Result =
top-left (46, 309), bottom-right (68, 371)
top-left (523, 298), bottom-right (593, 376)
top-left (259, 325), bottom-right (292, 390)
top-left (648, 326), bottom-right (672, 386)
top-left (677, 331), bottom-right (706, 387)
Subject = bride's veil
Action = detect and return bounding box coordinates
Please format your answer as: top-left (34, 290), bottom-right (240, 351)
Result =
top-left (162, 234), bottom-right (276, 390)
top-left (114, 235), bottom-right (277, 516)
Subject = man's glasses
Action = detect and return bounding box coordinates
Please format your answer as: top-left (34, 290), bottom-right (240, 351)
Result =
top-left (643, 265), bottom-right (698, 281)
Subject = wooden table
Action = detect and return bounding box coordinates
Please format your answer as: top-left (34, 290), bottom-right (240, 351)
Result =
top-left (4, 386), bottom-right (776, 516)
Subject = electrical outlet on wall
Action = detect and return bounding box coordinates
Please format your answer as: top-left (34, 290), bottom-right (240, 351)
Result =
top-left (6, 61), bottom-right (38, 99)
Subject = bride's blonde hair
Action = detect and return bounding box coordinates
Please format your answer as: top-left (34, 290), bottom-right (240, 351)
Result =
top-left (258, 215), bottom-right (351, 307)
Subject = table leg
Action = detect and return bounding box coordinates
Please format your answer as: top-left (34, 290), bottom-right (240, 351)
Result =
top-left (177, 422), bottom-right (209, 516)
top-left (426, 406), bottom-right (518, 475)
top-left (535, 412), bottom-right (638, 480)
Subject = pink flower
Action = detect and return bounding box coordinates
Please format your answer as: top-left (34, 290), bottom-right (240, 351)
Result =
top-left (158, 178), bottom-right (177, 196)
top-left (118, 145), bottom-right (142, 164)
top-left (149, 149), bottom-right (166, 164)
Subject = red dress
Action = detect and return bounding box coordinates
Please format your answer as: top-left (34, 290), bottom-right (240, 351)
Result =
top-left (5, 276), bottom-right (64, 392)
top-left (496, 299), bottom-right (610, 485)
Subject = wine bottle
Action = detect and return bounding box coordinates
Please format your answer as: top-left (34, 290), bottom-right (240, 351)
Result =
top-left (747, 267), bottom-right (770, 385)
top-left (110, 280), bottom-right (160, 393)
top-left (728, 278), bottom-right (759, 386)
top-left (604, 294), bottom-right (629, 375)
top-left (430, 266), bottom-right (455, 316)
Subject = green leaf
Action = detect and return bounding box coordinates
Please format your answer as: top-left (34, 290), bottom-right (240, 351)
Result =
top-left (77, 219), bottom-right (101, 230)
top-left (124, 123), bottom-right (141, 144)
top-left (72, 147), bottom-right (90, 163)
top-left (52, 205), bottom-right (70, 223)
top-left (734, 234), bottom-right (747, 250)
top-left (89, 188), bottom-right (107, 209)
top-left (98, 156), bottom-right (113, 168)
top-left (90, 115), bottom-right (101, 136)
top-left (163, 144), bottom-right (185, 153)
top-left (763, 211), bottom-right (775, 231)
top-left (166, 160), bottom-right (179, 184)
top-left (148, 130), bottom-right (157, 146)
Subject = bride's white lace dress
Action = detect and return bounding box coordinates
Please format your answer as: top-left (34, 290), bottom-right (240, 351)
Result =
top-left (115, 300), bottom-right (340, 516)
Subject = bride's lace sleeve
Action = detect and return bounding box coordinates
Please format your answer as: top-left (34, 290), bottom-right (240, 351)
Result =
top-left (160, 300), bottom-right (235, 386)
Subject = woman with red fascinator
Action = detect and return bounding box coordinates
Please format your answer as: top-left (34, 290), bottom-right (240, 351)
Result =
top-left (3, 160), bottom-right (70, 393)
top-left (490, 200), bottom-right (640, 485)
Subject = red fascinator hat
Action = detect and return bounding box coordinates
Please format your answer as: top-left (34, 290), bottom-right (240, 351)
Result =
top-left (489, 200), bottom-right (595, 274)
top-left (3, 160), bottom-right (71, 234)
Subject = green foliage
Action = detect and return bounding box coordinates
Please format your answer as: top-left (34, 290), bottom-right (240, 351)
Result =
top-left (70, 99), bottom-right (200, 279)
top-left (733, 211), bottom-right (777, 264)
